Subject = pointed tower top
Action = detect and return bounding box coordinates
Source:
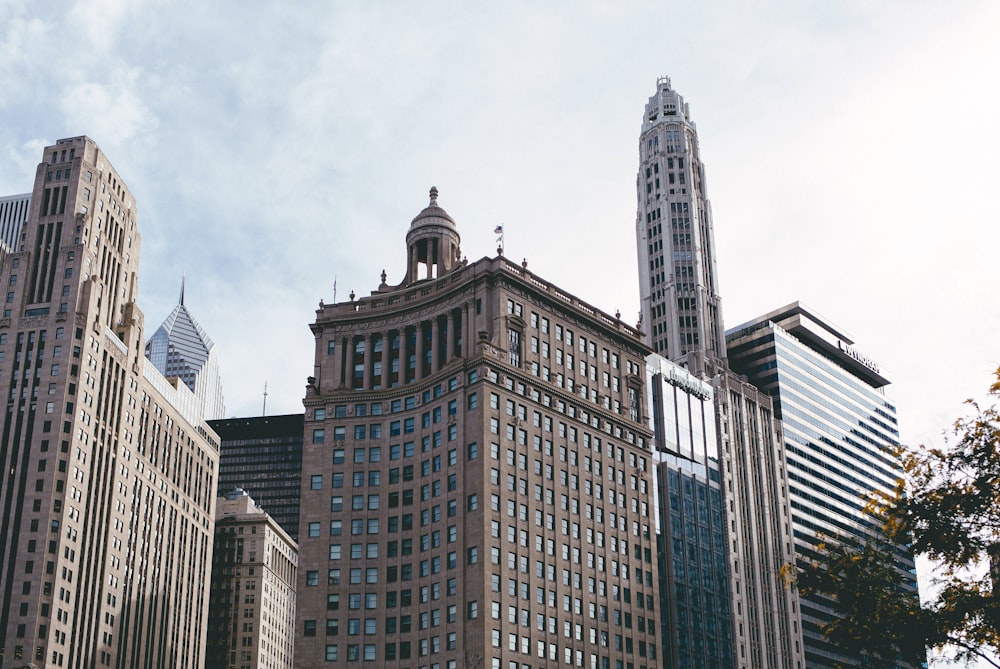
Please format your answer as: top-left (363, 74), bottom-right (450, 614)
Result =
top-left (179, 276), bottom-right (186, 306)
top-left (429, 186), bottom-right (439, 206)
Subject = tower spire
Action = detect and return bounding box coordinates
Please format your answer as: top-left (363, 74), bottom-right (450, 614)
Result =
top-left (179, 275), bottom-right (186, 306)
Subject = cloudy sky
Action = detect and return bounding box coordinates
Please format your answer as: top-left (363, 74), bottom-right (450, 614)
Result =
top-left (1, 0), bottom-right (997, 660)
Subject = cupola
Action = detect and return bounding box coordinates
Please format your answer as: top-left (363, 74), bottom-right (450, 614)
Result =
top-left (405, 187), bottom-right (461, 284)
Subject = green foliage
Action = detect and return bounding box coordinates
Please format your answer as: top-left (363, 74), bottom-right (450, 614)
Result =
top-left (793, 368), bottom-right (1000, 668)
top-left (794, 533), bottom-right (930, 668)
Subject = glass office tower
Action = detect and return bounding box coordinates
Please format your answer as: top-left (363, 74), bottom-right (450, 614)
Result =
top-left (726, 302), bottom-right (920, 669)
top-left (647, 355), bottom-right (732, 669)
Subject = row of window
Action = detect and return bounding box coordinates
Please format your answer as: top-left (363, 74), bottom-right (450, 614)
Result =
top-left (313, 377), bottom-right (470, 420)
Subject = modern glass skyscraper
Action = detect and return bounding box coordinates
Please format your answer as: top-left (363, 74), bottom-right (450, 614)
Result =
top-left (211, 413), bottom-right (305, 541)
top-left (635, 78), bottom-right (804, 669)
top-left (145, 280), bottom-right (226, 420)
top-left (726, 302), bottom-right (920, 669)
top-left (646, 355), bottom-right (732, 669)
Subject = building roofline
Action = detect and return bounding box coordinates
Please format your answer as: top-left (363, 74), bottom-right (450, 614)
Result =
top-left (726, 301), bottom-right (891, 388)
top-left (314, 255), bottom-right (647, 350)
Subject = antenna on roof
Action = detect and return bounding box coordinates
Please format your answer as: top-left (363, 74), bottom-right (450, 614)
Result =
top-left (262, 380), bottom-right (268, 417)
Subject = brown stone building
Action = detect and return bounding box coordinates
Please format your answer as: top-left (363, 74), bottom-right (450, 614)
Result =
top-left (295, 189), bottom-right (661, 669)
top-left (0, 137), bottom-right (219, 668)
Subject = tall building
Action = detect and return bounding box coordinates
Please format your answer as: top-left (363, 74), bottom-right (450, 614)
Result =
top-left (634, 79), bottom-right (803, 669)
top-left (145, 280), bottom-right (226, 420)
top-left (646, 356), bottom-right (733, 668)
top-left (726, 302), bottom-right (920, 669)
top-left (296, 189), bottom-right (662, 669)
top-left (0, 136), bottom-right (219, 668)
top-left (208, 488), bottom-right (298, 669)
top-left (210, 413), bottom-right (305, 541)
top-left (0, 193), bottom-right (30, 252)
top-left (635, 76), bottom-right (725, 365)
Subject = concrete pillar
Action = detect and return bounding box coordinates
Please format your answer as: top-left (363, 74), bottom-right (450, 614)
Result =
top-left (431, 317), bottom-right (441, 374)
top-left (399, 327), bottom-right (409, 385)
top-left (446, 310), bottom-right (456, 365)
top-left (415, 321), bottom-right (425, 381)
top-left (381, 331), bottom-right (391, 389)
top-left (361, 336), bottom-right (372, 389)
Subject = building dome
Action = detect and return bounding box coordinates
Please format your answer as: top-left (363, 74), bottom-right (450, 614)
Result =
top-left (404, 187), bottom-right (461, 284)
top-left (409, 186), bottom-right (457, 231)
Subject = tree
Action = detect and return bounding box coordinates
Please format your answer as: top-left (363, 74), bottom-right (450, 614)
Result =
top-left (793, 367), bottom-right (1000, 668)
top-left (793, 531), bottom-right (931, 668)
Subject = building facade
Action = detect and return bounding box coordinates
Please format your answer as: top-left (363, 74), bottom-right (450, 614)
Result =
top-left (295, 189), bottom-right (662, 669)
top-left (0, 136), bottom-right (219, 669)
top-left (726, 303), bottom-right (919, 669)
top-left (208, 489), bottom-right (298, 669)
top-left (646, 356), bottom-right (733, 669)
top-left (145, 281), bottom-right (226, 420)
top-left (634, 79), bottom-right (803, 669)
top-left (210, 413), bottom-right (305, 541)
top-left (711, 372), bottom-right (801, 669)
top-left (0, 193), bottom-right (30, 252)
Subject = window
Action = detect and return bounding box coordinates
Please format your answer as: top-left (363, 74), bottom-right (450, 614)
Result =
top-left (313, 429), bottom-right (325, 444)
top-left (307, 571), bottom-right (319, 586)
top-left (309, 522), bottom-right (321, 538)
top-left (467, 601), bottom-right (479, 619)
top-left (467, 494), bottom-right (479, 511)
top-left (325, 644), bottom-right (338, 661)
top-left (311, 474), bottom-right (323, 490)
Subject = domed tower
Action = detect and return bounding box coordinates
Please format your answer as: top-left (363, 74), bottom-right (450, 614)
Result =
top-left (405, 186), bottom-right (461, 284)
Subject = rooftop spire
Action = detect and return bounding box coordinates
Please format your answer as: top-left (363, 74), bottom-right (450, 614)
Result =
top-left (179, 275), bottom-right (186, 306)
top-left (429, 186), bottom-right (439, 206)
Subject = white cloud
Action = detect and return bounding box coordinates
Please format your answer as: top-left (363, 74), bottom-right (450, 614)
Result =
top-left (59, 67), bottom-right (158, 145)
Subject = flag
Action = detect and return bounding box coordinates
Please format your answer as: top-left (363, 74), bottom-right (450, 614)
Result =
top-left (494, 225), bottom-right (503, 236)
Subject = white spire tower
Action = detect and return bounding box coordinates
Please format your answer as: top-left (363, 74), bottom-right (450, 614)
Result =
top-left (145, 280), bottom-right (226, 420)
top-left (636, 76), bottom-right (726, 367)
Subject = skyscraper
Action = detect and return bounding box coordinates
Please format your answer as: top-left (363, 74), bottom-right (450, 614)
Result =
top-left (295, 189), bottom-right (662, 669)
top-left (211, 413), bottom-right (305, 541)
top-left (145, 280), bottom-right (226, 420)
top-left (636, 76), bottom-right (725, 366)
top-left (208, 488), bottom-right (298, 669)
top-left (0, 136), bottom-right (219, 668)
top-left (0, 193), bottom-right (30, 252)
top-left (635, 79), bottom-right (804, 669)
top-left (646, 355), bottom-right (733, 668)
top-left (726, 302), bottom-right (920, 669)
